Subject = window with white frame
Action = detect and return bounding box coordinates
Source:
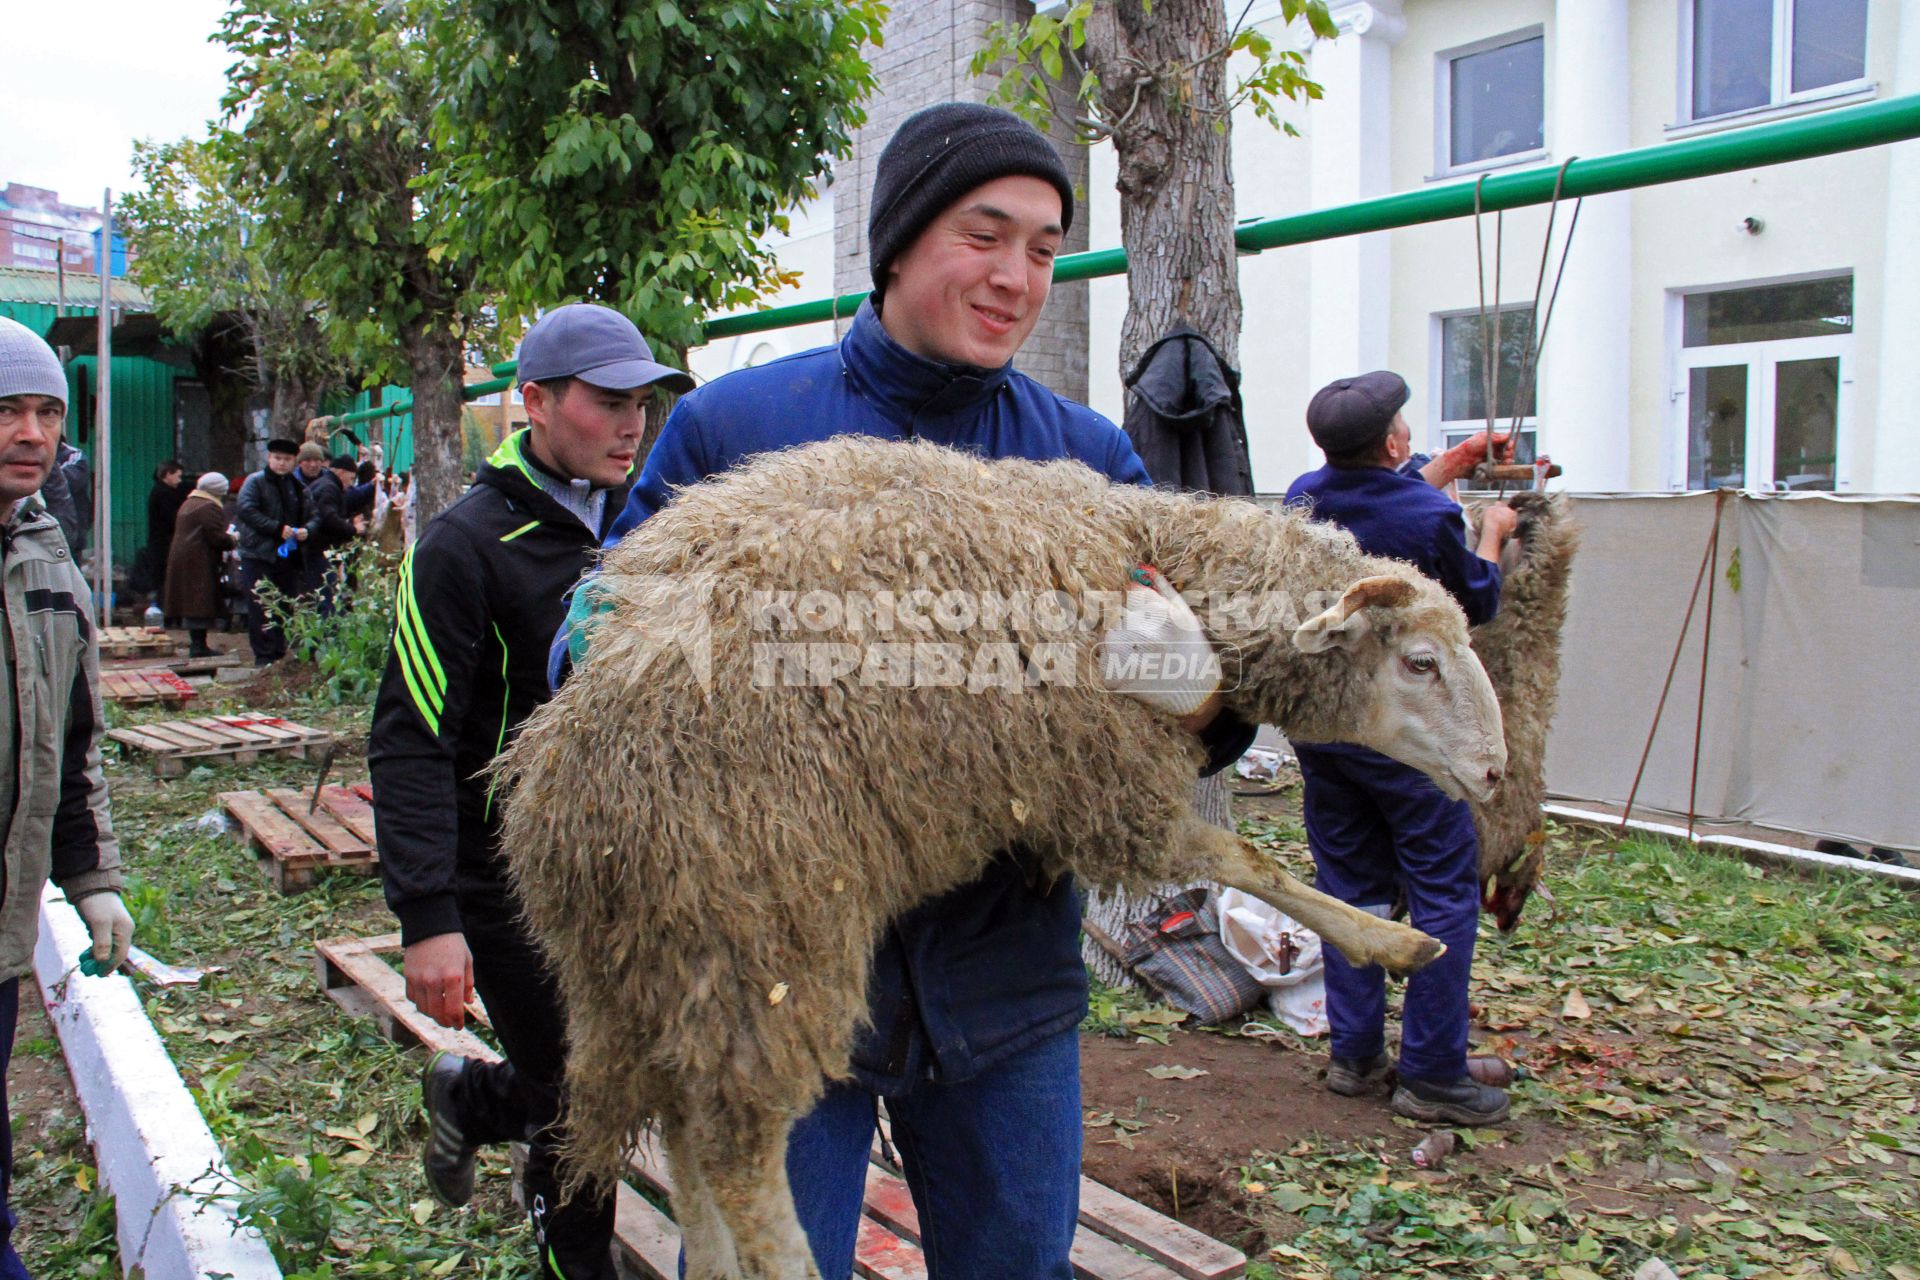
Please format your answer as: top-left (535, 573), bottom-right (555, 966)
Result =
top-left (1438, 306), bottom-right (1539, 487)
top-left (1437, 28), bottom-right (1545, 175)
top-left (1686, 0), bottom-right (1869, 123)
top-left (1673, 274), bottom-right (1853, 491)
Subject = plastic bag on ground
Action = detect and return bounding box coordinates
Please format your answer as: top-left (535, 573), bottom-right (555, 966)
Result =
top-left (1216, 887), bottom-right (1328, 1036)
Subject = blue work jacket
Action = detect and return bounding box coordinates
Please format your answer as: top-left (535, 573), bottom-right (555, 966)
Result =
top-left (1284, 463), bottom-right (1503, 627)
top-left (587, 301), bottom-right (1253, 1092)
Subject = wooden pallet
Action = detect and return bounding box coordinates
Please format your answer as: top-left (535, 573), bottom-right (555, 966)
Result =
top-left (221, 785), bottom-right (377, 892)
top-left (98, 626), bottom-right (180, 658)
top-left (108, 714), bottom-right (334, 776)
top-left (315, 934), bottom-right (1246, 1280)
top-left (99, 669), bottom-right (197, 705)
top-left (109, 652), bottom-right (240, 679)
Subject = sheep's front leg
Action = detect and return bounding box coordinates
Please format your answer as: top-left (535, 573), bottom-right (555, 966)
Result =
top-left (1177, 816), bottom-right (1447, 975)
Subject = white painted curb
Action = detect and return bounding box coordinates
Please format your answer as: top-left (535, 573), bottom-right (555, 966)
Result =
top-left (1544, 804), bottom-right (1920, 888)
top-left (32, 883), bottom-right (283, 1278)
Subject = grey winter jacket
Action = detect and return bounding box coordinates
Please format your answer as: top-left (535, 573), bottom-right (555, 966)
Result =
top-left (0, 495), bottom-right (121, 978)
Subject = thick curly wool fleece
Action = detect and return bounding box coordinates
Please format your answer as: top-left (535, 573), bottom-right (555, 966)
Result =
top-left (493, 437), bottom-right (1474, 1196)
top-left (1467, 490), bottom-right (1580, 929)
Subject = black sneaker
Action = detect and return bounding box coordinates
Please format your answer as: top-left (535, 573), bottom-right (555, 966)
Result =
top-left (1325, 1052), bottom-right (1392, 1097)
top-left (1391, 1074), bottom-right (1510, 1125)
top-left (421, 1051), bottom-right (479, 1206)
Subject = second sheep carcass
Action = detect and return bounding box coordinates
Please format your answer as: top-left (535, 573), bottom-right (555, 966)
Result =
top-left (1466, 488), bottom-right (1581, 930)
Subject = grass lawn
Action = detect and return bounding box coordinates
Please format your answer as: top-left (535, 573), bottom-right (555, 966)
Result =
top-left (13, 681), bottom-right (1918, 1279)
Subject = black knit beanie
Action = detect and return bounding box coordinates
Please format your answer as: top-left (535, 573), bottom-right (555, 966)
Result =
top-left (868, 102), bottom-right (1075, 297)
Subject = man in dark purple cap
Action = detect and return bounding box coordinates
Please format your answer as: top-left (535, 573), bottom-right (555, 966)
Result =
top-left (370, 302), bottom-right (692, 1280)
top-left (1285, 373), bottom-right (1517, 1126)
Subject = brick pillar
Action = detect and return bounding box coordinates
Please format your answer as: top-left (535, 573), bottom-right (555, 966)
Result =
top-left (834, 0), bottom-right (1090, 403)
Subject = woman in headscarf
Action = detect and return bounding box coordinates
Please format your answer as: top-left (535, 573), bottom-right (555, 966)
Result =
top-left (164, 472), bottom-right (238, 657)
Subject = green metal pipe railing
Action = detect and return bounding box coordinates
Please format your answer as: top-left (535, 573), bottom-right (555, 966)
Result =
top-left (317, 90), bottom-right (1920, 431)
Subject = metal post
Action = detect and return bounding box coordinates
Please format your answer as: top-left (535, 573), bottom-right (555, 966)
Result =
top-left (56, 238), bottom-right (65, 317)
top-left (94, 189), bottom-right (112, 623)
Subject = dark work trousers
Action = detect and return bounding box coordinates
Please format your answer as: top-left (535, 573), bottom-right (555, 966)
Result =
top-left (1, 977), bottom-right (30, 1280)
top-left (1294, 743), bottom-right (1482, 1083)
top-left (448, 892), bottom-right (616, 1280)
top-left (238, 556), bottom-right (302, 665)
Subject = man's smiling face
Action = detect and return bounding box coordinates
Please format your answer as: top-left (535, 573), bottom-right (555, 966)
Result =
top-left (879, 174), bottom-right (1063, 369)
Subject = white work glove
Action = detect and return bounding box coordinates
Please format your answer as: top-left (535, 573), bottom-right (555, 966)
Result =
top-left (74, 891), bottom-right (134, 974)
top-left (1099, 564), bottom-right (1222, 718)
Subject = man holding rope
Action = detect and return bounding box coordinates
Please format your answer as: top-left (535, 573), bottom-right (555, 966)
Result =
top-left (1286, 370), bottom-right (1516, 1125)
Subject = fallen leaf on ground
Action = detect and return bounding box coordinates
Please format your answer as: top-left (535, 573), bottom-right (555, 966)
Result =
top-left (1145, 1065), bottom-right (1208, 1080)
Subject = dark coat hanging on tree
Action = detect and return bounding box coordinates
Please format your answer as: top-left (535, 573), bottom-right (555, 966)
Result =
top-left (1121, 325), bottom-right (1254, 498)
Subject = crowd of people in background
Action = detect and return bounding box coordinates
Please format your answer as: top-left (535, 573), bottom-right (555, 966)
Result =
top-left (130, 432), bottom-right (419, 667)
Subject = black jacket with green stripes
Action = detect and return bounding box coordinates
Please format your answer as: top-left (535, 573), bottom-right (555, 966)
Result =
top-left (369, 433), bottom-right (631, 945)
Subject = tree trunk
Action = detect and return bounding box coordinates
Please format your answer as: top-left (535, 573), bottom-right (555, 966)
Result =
top-left (636, 343), bottom-right (690, 470)
top-left (1080, 0), bottom-right (1244, 991)
top-left (269, 375), bottom-right (317, 445)
top-left (407, 327), bottom-right (468, 528)
top-left (1083, 0), bottom-right (1243, 372)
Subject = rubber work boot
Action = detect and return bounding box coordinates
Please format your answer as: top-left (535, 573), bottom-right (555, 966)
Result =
top-left (1324, 1052), bottom-right (1392, 1096)
top-left (421, 1051), bottom-right (479, 1206)
top-left (1391, 1074), bottom-right (1511, 1125)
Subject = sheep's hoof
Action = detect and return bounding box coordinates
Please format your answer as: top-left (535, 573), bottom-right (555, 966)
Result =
top-left (1380, 931), bottom-right (1447, 977)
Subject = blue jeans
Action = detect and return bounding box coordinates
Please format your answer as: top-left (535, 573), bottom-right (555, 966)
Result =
top-left (683, 1026), bottom-right (1082, 1279)
top-left (1, 977), bottom-right (32, 1280)
top-left (1295, 743), bottom-right (1482, 1083)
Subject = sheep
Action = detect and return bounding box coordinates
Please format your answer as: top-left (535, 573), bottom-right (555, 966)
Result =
top-left (1465, 490), bottom-right (1580, 930)
top-left (493, 436), bottom-right (1507, 1279)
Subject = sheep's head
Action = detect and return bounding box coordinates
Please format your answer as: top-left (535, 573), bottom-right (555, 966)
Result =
top-left (1291, 576), bottom-right (1507, 802)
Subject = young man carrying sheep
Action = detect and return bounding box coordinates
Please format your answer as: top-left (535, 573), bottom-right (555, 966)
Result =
top-left (557, 102), bottom-right (1255, 1279)
top-left (369, 304), bottom-right (692, 1280)
top-left (1285, 371), bottom-right (1518, 1125)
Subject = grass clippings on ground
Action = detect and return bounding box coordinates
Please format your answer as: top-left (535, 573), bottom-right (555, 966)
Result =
top-left (1220, 813), bottom-right (1920, 1280)
top-left (16, 673), bottom-right (1918, 1280)
top-left (19, 687), bottom-right (537, 1279)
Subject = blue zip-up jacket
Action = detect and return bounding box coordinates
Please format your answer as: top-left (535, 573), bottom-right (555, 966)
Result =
top-left (580, 301), bottom-right (1255, 1092)
top-left (1284, 463), bottom-right (1502, 626)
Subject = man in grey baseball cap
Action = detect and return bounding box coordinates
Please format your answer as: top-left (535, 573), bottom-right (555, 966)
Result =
top-left (0, 317), bottom-right (133, 1275)
top-left (370, 301), bottom-right (689, 1280)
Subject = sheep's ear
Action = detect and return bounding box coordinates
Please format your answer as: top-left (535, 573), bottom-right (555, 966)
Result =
top-left (1293, 575), bottom-right (1415, 654)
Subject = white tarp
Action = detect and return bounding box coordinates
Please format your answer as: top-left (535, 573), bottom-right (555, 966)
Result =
top-left (1544, 492), bottom-right (1920, 852)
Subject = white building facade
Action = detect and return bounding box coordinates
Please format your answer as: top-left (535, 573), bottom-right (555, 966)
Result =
top-left (696, 0), bottom-right (1913, 495)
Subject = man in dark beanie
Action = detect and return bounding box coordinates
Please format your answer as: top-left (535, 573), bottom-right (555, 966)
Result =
top-left (1285, 374), bottom-right (1516, 1126)
top-left (557, 102), bottom-right (1255, 1278)
top-left (304, 452), bottom-right (365, 612)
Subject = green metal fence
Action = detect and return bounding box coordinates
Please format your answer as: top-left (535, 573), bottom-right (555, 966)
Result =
top-left (0, 299), bottom-right (183, 566)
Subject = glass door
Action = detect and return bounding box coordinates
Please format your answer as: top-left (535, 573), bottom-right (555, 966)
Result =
top-left (1687, 363), bottom-right (1749, 489)
top-left (1676, 338), bottom-right (1849, 491)
top-left (1673, 277), bottom-right (1853, 491)
top-left (1769, 356), bottom-right (1841, 490)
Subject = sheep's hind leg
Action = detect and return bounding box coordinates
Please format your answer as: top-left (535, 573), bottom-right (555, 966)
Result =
top-left (662, 1111), bottom-right (740, 1280)
top-left (681, 1100), bottom-right (819, 1280)
top-left (1177, 816), bottom-right (1447, 975)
